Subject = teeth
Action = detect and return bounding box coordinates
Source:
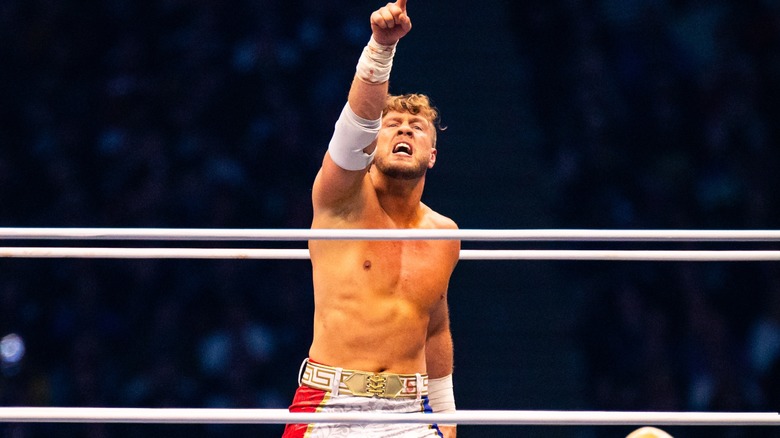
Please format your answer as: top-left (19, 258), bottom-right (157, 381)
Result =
top-left (393, 143), bottom-right (412, 155)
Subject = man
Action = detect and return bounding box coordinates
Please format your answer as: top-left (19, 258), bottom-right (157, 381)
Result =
top-left (282, 0), bottom-right (460, 437)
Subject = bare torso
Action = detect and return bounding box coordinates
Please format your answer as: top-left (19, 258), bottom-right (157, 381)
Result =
top-left (308, 201), bottom-right (459, 375)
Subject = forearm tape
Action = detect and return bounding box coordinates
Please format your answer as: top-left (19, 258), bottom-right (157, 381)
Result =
top-left (355, 36), bottom-right (397, 84)
top-left (327, 102), bottom-right (380, 171)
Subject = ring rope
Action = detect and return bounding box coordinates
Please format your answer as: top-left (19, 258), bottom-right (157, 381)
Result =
top-left (3, 247), bottom-right (780, 261)
top-left (2, 228), bottom-right (780, 242)
top-left (4, 233), bottom-right (778, 425)
top-left (3, 232), bottom-right (779, 426)
top-left (0, 408), bottom-right (777, 426)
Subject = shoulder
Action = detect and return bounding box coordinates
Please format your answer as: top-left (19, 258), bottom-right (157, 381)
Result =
top-left (423, 207), bottom-right (460, 268)
top-left (420, 204), bottom-right (460, 262)
top-left (421, 203), bottom-right (458, 230)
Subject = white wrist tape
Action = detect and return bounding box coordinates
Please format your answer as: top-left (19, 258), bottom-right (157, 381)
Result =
top-left (356, 36), bottom-right (397, 84)
top-left (327, 102), bottom-right (380, 171)
top-left (428, 374), bottom-right (456, 426)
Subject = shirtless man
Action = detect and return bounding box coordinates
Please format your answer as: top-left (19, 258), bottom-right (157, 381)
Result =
top-left (282, 1), bottom-right (459, 437)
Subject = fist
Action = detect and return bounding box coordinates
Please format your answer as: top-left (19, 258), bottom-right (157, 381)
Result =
top-left (370, 0), bottom-right (412, 46)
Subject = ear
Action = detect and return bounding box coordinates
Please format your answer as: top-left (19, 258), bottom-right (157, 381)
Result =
top-left (428, 148), bottom-right (437, 169)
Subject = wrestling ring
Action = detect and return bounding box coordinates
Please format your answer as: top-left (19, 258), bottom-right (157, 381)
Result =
top-left (2, 227), bottom-right (780, 431)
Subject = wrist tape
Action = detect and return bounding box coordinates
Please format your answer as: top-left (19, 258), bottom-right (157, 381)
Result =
top-left (428, 374), bottom-right (456, 426)
top-left (356, 36), bottom-right (397, 84)
top-left (327, 102), bottom-right (380, 171)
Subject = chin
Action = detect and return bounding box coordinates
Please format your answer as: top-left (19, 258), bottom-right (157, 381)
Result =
top-left (385, 168), bottom-right (427, 180)
top-left (375, 158), bottom-right (427, 180)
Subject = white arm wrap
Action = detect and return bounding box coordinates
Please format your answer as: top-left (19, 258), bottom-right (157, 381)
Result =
top-left (356, 36), bottom-right (397, 84)
top-left (327, 102), bottom-right (380, 171)
top-left (428, 374), bottom-right (456, 426)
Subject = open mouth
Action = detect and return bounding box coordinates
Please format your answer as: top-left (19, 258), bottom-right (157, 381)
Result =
top-left (392, 142), bottom-right (412, 156)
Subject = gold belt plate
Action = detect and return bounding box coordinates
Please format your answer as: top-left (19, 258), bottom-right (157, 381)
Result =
top-left (343, 372), bottom-right (404, 398)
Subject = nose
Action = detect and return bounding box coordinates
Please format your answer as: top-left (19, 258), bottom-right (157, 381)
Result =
top-left (396, 123), bottom-right (413, 136)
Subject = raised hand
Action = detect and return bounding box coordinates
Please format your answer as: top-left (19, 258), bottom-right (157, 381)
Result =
top-left (370, 0), bottom-right (412, 46)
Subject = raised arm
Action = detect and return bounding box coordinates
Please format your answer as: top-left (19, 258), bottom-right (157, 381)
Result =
top-left (349, 0), bottom-right (411, 119)
top-left (312, 0), bottom-right (412, 217)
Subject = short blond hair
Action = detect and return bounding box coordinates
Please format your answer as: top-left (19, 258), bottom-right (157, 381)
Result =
top-left (383, 93), bottom-right (444, 146)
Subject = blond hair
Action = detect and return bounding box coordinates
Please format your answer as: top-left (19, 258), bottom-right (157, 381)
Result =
top-left (383, 93), bottom-right (444, 146)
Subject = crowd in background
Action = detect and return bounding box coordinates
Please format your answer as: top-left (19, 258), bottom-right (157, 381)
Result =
top-left (508, 0), bottom-right (780, 434)
top-left (1, 0), bottom-right (779, 437)
top-left (1, 0), bottom-right (362, 435)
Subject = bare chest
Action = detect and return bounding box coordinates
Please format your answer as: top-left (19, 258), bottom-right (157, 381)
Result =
top-left (366, 240), bottom-right (447, 288)
top-left (310, 239), bottom-right (455, 305)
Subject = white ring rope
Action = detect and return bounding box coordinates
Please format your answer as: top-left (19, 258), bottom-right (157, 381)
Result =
top-left (2, 230), bottom-right (779, 427)
top-left (3, 247), bottom-right (780, 261)
top-left (3, 228), bottom-right (778, 261)
top-left (0, 408), bottom-right (777, 426)
top-left (2, 228), bottom-right (780, 242)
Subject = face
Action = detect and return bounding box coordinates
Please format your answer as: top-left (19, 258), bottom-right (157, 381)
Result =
top-left (373, 111), bottom-right (437, 180)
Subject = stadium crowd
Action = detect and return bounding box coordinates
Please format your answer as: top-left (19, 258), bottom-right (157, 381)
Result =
top-left (1, 0), bottom-right (779, 437)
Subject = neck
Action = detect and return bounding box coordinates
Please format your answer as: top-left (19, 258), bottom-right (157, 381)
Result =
top-left (371, 171), bottom-right (426, 226)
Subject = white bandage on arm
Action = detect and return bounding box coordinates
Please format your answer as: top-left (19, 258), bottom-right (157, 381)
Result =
top-left (327, 102), bottom-right (380, 171)
top-left (428, 374), bottom-right (456, 426)
top-left (356, 36), bottom-right (397, 84)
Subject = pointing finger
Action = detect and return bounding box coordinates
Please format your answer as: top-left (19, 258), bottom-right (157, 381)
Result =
top-left (399, 13), bottom-right (411, 32)
top-left (397, 0), bottom-right (407, 11)
top-left (379, 8), bottom-right (396, 27)
top-left (384, 3), bottom-right (406, 25)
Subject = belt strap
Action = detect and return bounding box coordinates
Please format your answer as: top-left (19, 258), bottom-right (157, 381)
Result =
top-left (300, 359), bottom-right (428, 399)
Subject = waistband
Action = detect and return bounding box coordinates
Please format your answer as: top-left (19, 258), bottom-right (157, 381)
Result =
top-left (299, 359), bottom-right (429, 399)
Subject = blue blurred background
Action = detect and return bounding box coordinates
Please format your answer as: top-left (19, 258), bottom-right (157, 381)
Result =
top-left (1, 0), bottom-right (780, 437)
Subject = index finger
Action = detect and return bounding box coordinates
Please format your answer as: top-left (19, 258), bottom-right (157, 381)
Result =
top-left (396, 0), bottom-right (406, 11)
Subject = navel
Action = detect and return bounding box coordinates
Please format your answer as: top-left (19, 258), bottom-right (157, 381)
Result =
top-left (363, 260), bottom-right (372, 270)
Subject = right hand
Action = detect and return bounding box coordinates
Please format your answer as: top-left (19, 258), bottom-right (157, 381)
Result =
top-left (370, 0), bottom-right (412, 46)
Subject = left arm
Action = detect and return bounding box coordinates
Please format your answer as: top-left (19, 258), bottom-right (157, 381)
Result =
top-left (425, 212), bottom-right (460, 436)
top-left (426, 222), bottom-right (460, 379)
top-left (426, 295), bottom-right (453, 379)
top-left (426, 292), bottom-right (457, 437)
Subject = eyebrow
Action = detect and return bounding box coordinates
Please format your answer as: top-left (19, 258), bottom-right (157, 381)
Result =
top-left (384, 116), bottom-right (429, 125)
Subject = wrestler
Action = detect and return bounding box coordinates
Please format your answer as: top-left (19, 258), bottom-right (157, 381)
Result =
top-left (282, 0), bottom-right (459, 437)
